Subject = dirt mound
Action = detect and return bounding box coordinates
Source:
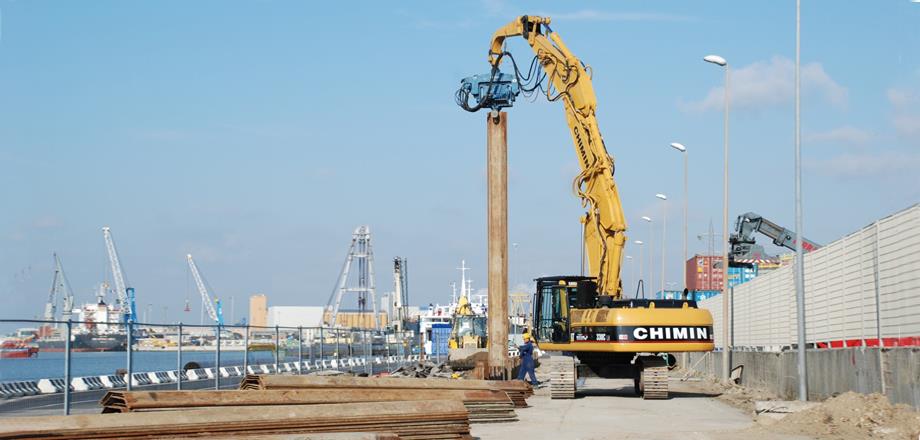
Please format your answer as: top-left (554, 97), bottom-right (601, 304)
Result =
top-left (681, 376), bottom-right (780, 412)
top-left (773, 391), bottom-right (920, 440)
top-left (716, 382), bottom-right (780, 412)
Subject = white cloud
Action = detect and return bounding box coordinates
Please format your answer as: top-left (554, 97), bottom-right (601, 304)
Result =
top-left (536, 10), bottom-right (694, 22)
top-left (805, 126), bottom-right (872, 145)
top-left (808, 151), bottom-right (920, 179)
top-left (893, 115), bottom-right (920, 138)
top-left (887, 87), bottom-right (916, 108)
top-left (887, 87), bottom-right (920, 140)
top-left (680, 56), bottom-right (847, 112)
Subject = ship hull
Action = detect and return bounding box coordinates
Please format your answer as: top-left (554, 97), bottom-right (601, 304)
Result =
top-left (35, 334), bottom-right (126, 352)
top-left (75, 333), bottom-right (126, 352)
top-left (0, 348), bottom-right (38, 359)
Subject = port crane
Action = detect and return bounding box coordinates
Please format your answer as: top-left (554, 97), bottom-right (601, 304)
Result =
top-left (391, 257), bottom-right (410, 331)
top-left (456, 15), bottom-right (714, 399)
top-left (45, 253), bottom-right (75, 325)
top-left (103, 227), bottom-right (136, 323)
top-left (729, 212), bottom-right (821, 266)
top-left (186, 254), bottom-right (224, 326)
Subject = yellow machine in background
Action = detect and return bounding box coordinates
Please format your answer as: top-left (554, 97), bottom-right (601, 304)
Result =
top-left (456, 16), bottom-right (714, 399)
top-left (448, 295), bottom-right (487, 350)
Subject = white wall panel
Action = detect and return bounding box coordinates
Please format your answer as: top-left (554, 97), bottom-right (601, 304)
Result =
top-left (698, 205), bottom-right (919, 349)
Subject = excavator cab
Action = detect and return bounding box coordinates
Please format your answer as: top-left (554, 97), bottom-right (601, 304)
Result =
top-left (534, 276), bottom-right (598, 344)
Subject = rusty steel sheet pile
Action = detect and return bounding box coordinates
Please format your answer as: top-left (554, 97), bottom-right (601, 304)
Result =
top-left (100, 388), bottom-right (517, 423)
top-left (166, 434), bottom-right (399, 440)
top-left (0, 400), bottom-right (471, 440)
top-left (239, 374), bottom-right (533, 408)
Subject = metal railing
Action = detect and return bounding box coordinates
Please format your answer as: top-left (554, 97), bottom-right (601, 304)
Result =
top-left (0, 318), bottom-right (420, 416)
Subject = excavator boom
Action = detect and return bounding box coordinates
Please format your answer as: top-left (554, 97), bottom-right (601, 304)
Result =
top-left (460, 15), bottom-right (627, 298)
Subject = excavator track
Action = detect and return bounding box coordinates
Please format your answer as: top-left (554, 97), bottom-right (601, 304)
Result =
top-left (549, 356), bottom-right (576, 399)
top-left (639, 357), bottom-right (669, 400)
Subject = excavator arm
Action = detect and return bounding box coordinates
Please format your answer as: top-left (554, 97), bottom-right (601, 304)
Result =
top-left (464, 15), bottom-right (627, 297)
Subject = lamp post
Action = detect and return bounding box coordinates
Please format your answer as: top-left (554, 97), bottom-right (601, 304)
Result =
top-left (633, 241), bottom-right (644, 297)
top-left (512, 242), bottom-right (519, 290)
top-left (670, 143), bottom-right (688, 291)
top-left (625, 255), bottom-right (634, 294)
top-left (641, 217), bottom-right (653, 295)
top-left (704, 53), bottom-right (730, 383)
top-left (793, 0), bottom-right (808, 401)
top-left (655, 194), bottom-right (668, 296)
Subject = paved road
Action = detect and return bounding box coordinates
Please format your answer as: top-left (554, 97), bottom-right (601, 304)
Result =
top-left (472, 378), bottom-right (813, 440)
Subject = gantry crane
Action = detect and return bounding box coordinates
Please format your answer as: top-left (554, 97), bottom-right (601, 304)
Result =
top-left (456, 15), bottom-right (714, 399)
top-left (186, 254), bottom-right (224, 326)
top-left (45, 253), bottom-right (75, 325)
top-left (103, 227), bottom-right (136, 322)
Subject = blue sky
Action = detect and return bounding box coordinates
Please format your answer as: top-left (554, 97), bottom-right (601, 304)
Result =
top-left (2, 1), bottom-right (918, 323)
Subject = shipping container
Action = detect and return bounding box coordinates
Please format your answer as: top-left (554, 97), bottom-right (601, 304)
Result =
top-left (653, 290), bottom-right (685, 300)
top-left (691, 290), bottom-right (721, 301)
top-left (686, 255), bottom-right (724, 291)
top-left (727, 265), bottom-right (758, 288)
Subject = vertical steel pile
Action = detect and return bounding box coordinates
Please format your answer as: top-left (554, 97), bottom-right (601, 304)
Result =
top-left (486, 111), bottom-right (510, 379)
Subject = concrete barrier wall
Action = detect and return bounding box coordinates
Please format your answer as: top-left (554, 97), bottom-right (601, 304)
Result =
top-left (686, 347), bottom-right (920, 408)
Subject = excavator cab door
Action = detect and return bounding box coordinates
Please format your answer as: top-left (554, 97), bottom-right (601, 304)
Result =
top-left (534, 280), bottom-right (571, 344)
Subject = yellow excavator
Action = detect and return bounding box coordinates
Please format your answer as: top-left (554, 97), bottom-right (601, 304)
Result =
top-left (448, 294), bottom-right (488, 350)
top-left (447, 293), bottom-right (488, 368)
top-left (456, 16), bottom-right (714, 399)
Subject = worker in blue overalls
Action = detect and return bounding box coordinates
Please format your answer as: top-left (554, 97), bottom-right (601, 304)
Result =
top-left (516, 333), bottom-right (539, 385)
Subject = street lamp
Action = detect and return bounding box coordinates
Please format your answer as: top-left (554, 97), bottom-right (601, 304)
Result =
top-left (511, 242), bottom-right (519, 289)
top-left (704, 52), bottom-right (730, 384)
top-left (625, 255), bottom-right (635, 296)
top-left (641, 216), bottom-right (653, 295)
top-left (655, 194), bottom-right (668, 296)
top-left (793, 0), bottom-right (808, 401)
top-left (670, 142), bottom-right (688, 293)
top-left (633, 240), bottom-right (645, 297)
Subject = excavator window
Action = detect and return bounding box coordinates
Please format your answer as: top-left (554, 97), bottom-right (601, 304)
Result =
top-left (534, 283), bottom-right (570, 344)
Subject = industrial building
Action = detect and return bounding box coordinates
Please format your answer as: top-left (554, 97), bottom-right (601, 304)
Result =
top-left (248, 295), bottom-right (420, 329)
top-left (248, 294), bottom-right (268, 327)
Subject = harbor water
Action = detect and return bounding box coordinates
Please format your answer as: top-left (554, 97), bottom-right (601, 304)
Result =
top-left (0, 351), bottom-right (281, 382)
